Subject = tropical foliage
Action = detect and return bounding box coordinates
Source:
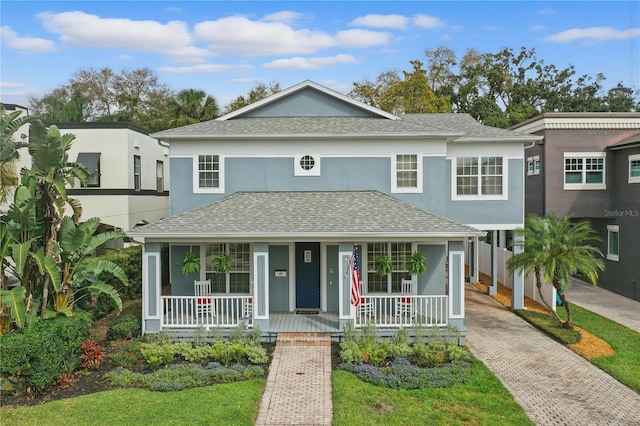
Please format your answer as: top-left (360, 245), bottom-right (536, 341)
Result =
top-left (0, 113), bottom-right (129, 334)
top-left (0, 107), bottom-right (37, 204)
top-left (507, 214), bottom-right (604, 328)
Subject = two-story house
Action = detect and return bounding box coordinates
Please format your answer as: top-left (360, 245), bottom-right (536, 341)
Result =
top-left (130, 81), bottom-right (540, 341)
top-left (510, 113), bottom-right (640, 301)
top-left (1, 103), bottom-right (171, 245)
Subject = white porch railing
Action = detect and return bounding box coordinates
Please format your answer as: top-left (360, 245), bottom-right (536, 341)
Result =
top-left (161, 295), bottom-right (253, 328)
top-left (354, 295), bottom-right (448, 328)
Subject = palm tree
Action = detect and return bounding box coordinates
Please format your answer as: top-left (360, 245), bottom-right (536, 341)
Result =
top-left (167, 89), bottom-right (219, 128)
top-left (1, 108), bottom-right (36, 204)
top-left (508, 214), bottom-right (604, 329)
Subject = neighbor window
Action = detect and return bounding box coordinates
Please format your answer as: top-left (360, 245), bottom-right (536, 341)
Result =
top-left (205, 243), bottom-right (251, 294)
top-left (156, 161), bottom-right (164, 192)
top-left (454, 156), bottom-right (505, 198)
top-left (607, 225), bottom-right (619, 261)
top-left (629, 154), bottom-right (640, 183)
top-left (76, 152), bottom-right (101, 187)
top-left (392, 154), bottom-right (421, 193)
top-left (133, 155), bottom-right (141, 191)
top-left (563, 152), bottom-right (606, 190)
top-left (527, 156), bottom-right (540, 176)
top-left (366, 242), bottom-right (412, 293)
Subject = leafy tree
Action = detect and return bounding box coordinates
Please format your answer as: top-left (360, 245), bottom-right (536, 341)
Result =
top-left (1, 108), bottom-right (36, 204)
top-left (168, 89), bottom-right (219, 127)
top-left (508, 215), bottom-right (604, 329)
top-left (350, 61), bottom-right (451, 114)
top-left (224, 82), bottom-right (281, 114)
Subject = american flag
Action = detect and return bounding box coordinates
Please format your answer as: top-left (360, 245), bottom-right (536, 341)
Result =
top-left (350, 246), bottom-right (361, 307)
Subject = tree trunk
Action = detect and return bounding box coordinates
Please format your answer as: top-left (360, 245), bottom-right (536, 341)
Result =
top-left (535, 267), bottom-right (563, 324)
top-left (556, 287), bottom-right (573, 329)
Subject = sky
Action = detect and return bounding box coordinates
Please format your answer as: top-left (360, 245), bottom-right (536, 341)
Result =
top-left (1, 1), bottom-right (639, 110)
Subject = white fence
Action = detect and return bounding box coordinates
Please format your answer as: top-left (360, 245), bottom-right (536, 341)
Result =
top-left (354, 295), bottom-right (448, 328)
top-left (477, 241), bottom-right (556, 311)
top-left (161, 295), bottom-right (253, 328)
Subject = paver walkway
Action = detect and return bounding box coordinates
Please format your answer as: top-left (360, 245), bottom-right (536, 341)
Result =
top-left (566, 277), bottom-right (640, 332)
top-left (255, 332), bottom-right (332, 425)
top-left (465, 284), bottom-right (640, 425)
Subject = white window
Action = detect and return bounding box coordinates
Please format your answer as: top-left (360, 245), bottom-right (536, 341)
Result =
top-left (205, 243), bottom-right (251, 293)
top-left (193, 155), bottom-right (224, 193)
top-left (563, 152), bottom-right (606, 190)
top-left (294, 154), bottom-right (321, 176)
top-left (629, 154), bottom-right (640, 184)
top-left (133, 155), bottom-right (141, 191)
top-left (453, 156), bottom-right (506, 200)
top-left (527, 155), bottom-right (540, 176)
top-left (392, 154), bottom-right (422, 193)
top-left (156, 161), bottom-right (164, 192)
top-left (607, 225), bottom-right (619, 261)
top-left (365, 242), bottom-right (412, 293)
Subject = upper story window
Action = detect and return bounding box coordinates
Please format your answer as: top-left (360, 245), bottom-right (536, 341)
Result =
top-left (133, 155), bottom-right (141, 191)
top-left (453, 156), bottom-right (506, 200)
top-left (294, 154), bottom-right (321, 176)
top-left (527, 155), bottom-right (540, 176)
top-left (563, 152), bottom-right (606, 190)
top-left (629, 154), bottom-right (640, 184)
top-left (392, 154), bottom-right (422, 193)
top-left (205, 243), bottom-right (251, 294)
top-left (156, 161), bottom-right (164, 192)
top-left (194, 155), bottom-right (224, 193)
top-left (607, 225), bottom-right (619, 262)
top-left (76, 152), bottom-right (101, 187)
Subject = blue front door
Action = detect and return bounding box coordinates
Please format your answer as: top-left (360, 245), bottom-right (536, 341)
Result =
top-left (295, 242), bottom-right (320, 309)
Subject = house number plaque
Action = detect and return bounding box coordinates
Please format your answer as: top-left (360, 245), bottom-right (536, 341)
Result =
top-left (304, 250), bottom-right (312, 263)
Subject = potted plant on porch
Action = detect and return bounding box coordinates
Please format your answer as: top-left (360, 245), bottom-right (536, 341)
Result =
top-left (181, 251), bottom-right (200, 275)
top-left (406, 251), bottom-right (427, 276)
top-left (375, 253), bottom-right (393, 276)
top-left (212, 252), bottom-right (232, 274)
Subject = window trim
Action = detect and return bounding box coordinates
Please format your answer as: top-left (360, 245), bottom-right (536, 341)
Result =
top-left (527, 155), bottom-right (540, 176)
top-left (563, 152), bottom-right (606, 190)
top-left (193, 155), bottom-right (225, 194)
top-left (607, 225), bottom-right (619, 261)
top-left (451, 156), bottom-right (508, 201)
top-left (133, 155), bottom-right (141, 192)
top-left (294, 154), bottom-right (321, 176)
top-left (391, 154), bottom-right (422, 193)
top-left (629, 154), bottom-right (640, 184)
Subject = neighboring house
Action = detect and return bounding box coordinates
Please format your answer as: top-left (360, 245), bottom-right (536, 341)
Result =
top-left (129, 80), bottom-right (540, 340)
top-left (510, 113), bottom-right (640, 301)
top-left (1, 103), bottom-right (171, 243)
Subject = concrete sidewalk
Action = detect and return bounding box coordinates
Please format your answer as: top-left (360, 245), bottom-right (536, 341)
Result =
top-left (465, 284), bottom-right (640, 426)
top-left (255, 333), bottom-right (332, 425)
top-left (565, 277), bottom-right (640, 332)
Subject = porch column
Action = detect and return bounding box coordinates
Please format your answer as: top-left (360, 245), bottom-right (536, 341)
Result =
top-left (142, 242), bottom-right (162, 334)
top-left (253, 243), bottom-right (269, 330)
top-left (470, 236), bottom-right (479, 283)
top-left (448, 241), bottom-right (466, 342)
top-left (511, 233), bottom-right (524, 310)
top-left (338, 243), bottom-right (353, 330)
top-left (489, 230), bottom-right (498, 295)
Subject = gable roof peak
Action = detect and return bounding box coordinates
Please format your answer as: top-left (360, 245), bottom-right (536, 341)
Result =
top-left (217, 80), bottom-right (399, 121)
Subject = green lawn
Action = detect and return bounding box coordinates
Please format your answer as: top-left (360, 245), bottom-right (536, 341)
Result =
top-left (0, 380), bottom-right (265, 426)
top-left (332, 360), bottom-right (534, 426)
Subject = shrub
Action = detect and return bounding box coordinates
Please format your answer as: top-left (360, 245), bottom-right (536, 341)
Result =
top-left (106, 313), bottom-right (141, 342)
top-left (110, 342), bottom-right (143, 368)
top-left (0, 312), bottom-right (92, 392)
top-left (139, 343), bottom-right (176, 369)
top-left (80, 340), bottom-right (105, 370)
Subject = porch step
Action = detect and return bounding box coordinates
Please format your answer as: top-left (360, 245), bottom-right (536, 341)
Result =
top-left (276, 332), bottom-right (331, 346)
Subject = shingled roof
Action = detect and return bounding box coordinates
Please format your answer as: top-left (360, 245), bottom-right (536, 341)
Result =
top-left (129, 191), bottom-right (484, 240)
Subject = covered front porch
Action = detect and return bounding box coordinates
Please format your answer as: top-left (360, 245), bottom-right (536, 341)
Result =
top-left (130, 191), bottom-right (483, 342)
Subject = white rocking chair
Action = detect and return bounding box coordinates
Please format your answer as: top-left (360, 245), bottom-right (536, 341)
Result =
top-left (395, 279), bottom-right (416, 318)
top-left (194, 280), bottom-right (214, 318)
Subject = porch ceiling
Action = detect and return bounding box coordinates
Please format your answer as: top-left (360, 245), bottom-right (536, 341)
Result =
top-left (129, 190), bottom-right (484, 240)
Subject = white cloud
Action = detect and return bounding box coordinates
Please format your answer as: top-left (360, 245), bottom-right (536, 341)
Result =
top-left (545, 26), bottom-right (640, 43)
top-left (335, 29), bottom-right (390, 47)
top-left (537, 9), bottom-right (557, 15)
top-left (194, 16), bottom-right (389, 56)
top-left (412, 14), bottom-right (446, 29)
top-left (157, 64), bottom-right (235, 74)
top-left (37, 11), bottom-right (210, 62)
top-left (1, 26), bottom-right (56, 52)
top-left (0, 81), bottom-right (27, 88)
top-left (350, 14), bottom-right (409, 30)
top-left (531, 25), bottom-right (545, 32)
top-left (263, 11), bottom-right (303, 24)
top-left (264, 54), bottom-right (358, 70)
